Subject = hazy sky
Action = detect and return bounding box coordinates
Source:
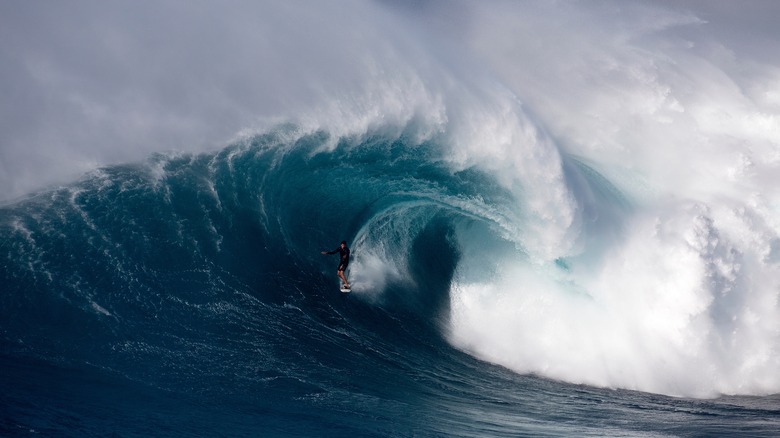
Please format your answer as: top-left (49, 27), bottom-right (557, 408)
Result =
top-left (1, 0), bottom-right (779, 201)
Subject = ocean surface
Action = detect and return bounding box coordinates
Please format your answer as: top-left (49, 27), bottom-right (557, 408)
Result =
top-left (2, 128), bottom-right (779, 437)
top-left (2, 1), bottom-right (780, 436)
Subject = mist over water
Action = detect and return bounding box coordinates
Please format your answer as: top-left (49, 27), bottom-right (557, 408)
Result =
top-left (438, 1), bottom-right (780, 397)
top-left (2, 0), bottom-right (779, 400)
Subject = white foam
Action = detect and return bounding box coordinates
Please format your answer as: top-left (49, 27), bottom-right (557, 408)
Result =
top-left (438, 1), bottom-right (780, 398)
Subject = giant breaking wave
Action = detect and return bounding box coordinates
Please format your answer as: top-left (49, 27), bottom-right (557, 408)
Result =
top-left (3, 110), bottom-right (779, 399)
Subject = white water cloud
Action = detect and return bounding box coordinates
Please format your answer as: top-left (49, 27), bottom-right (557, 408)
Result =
top-left (441, 0), bottom-right (780, 397)
top-left (4, 1), bottom-right (778, 203)
top-left (0, 0), bottom-right (421, 200)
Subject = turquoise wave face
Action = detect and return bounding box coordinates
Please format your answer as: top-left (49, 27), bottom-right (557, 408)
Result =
top-left (0, 126), bottom-right (509, 366)
top-left (3, 126), bottom-right (780, 437)
top-left (0, 126), bottom-right (551, 436)
top-left (3, 121), bottom-right (779, 406)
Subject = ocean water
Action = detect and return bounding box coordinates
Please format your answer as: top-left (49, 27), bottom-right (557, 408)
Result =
top-left (2, 129), bottom-right (779, 437)
top-left (2, 1), bottom-right (780, 436)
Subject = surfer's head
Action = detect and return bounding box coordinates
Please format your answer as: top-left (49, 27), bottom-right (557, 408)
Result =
top-left (341, 240), bottom-right (347, 247)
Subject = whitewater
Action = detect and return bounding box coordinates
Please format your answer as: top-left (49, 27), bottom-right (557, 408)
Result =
top-left (2, 1), bottom-right (780, 436)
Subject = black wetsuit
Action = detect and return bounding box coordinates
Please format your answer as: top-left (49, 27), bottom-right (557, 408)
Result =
top-left (327, 246), bottom-right (350, 271)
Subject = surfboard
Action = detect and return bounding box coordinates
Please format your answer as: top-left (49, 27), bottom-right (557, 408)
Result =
top-left (340, 286), bottom-right (351, 293)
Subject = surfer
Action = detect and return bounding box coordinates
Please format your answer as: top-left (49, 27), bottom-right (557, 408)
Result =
top-left (322, 240), bottom-right (350, 289)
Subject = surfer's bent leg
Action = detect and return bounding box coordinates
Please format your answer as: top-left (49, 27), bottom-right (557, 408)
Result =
top-left (337, 263), bottom-right (350, 288)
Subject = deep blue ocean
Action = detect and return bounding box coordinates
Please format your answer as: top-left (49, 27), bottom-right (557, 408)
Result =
top-left (2, 128), bottom-right (779, 437)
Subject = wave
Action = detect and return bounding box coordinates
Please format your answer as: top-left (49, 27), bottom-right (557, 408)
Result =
top-left (2, 113), bottom-right (779, 400)
top-left (3, 1), bottom-right (780, 402)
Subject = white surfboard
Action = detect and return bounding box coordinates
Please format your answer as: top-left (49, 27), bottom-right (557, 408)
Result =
top-left (340, 285), bottom-right (351, 293)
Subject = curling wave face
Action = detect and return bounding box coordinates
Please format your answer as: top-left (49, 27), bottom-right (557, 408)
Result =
top-left (2, 118), bottom-right (780, 399)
